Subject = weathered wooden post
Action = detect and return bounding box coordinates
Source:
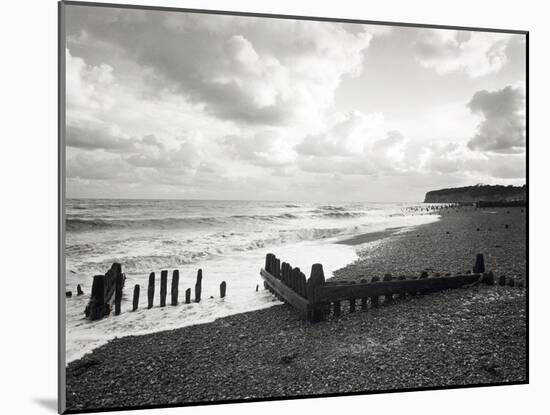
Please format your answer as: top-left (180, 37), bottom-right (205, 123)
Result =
top-left (396, 275), bottom-right (406, 299)
top-left (220, 281), bottom-right (227, 298)
top-left (195, 269), bottom-right (202, 302)
top-left (370, 276), bottom-right (380, 307)
top-left (307, 263), bottom-right (326, 322)
top-left (265, 253), bottom-right (274, 274)
top-left (281, 262), bottom-right (288, 284)
top-left (349, 297), bottom-right (356, 313)
top-left (383, 274), bottom-right (393, 304)
top-left (360, 278), bottom-right (368, 311)
top-left (473, 253), bottom-right (485, 274)
top-left (132, 284), bottom-right (140, 311)
top-left (333, 300), bottom-right (341, 317)
top-left (482, 271), bottom-right (495, 285)
top-left (160, 270), bottom-right (168, 307)
top-left (274, 257), bottom-right (281, 279)
top-left (147, 272), bottom-right (155, 309)
top-left (86, 275), bottom-right (105, 320)
top-left (114, 270), bottom-right (123, 316)
top-left (291, 268), bottom-right (299, 292)
top-left (171, 270), bottom-right (179, 306)
top-left (77, 284), bottom-right (84, 296)
top-left (299, 272), bottom-right (307, 298)
top-left (185, 288), bottom-right (191, 304)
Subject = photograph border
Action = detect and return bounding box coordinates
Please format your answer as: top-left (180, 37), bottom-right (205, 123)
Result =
top-left (57, 1), bottom-right (529, 413)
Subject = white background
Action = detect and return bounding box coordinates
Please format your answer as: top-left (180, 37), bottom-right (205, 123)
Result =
top-left (0, 0), bottom-right (545, 414)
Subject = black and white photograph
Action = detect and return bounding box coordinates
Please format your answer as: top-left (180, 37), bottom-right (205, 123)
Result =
top-left (59, 1), bottom-right (527, 413)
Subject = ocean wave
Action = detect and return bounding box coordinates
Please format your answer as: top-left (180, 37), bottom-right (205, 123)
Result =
top-left (67, 225), bottom-right (353, 274)
top-left (66, 217), bottom-right (223, 231)
top-left (66, 211), bottom-right (304, 232)
top-left (310, 207), bottom-right (366, 218)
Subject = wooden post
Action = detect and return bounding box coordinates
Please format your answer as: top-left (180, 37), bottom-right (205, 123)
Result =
top-left (185, 288), bottom-right (191, 304)
top-left (265, 253), bottom-right (274, 274)
top-left (86, 275), bottom-right (105, 320)
top-left (396, 276), bottom-right (406, 299)
top-left (307, 263), bottom-right (326, 322)
top-left (299, 272), bottom-right (307, 297)
top-left (499, 275), bottom-right (507, 286)
top-left (349, 297), bottom-right (356, 313)
top-left (114, 270), bottom-right (123, 316)
top-left (473, 253), bottom-right (485, 274)
top-left (132, 284), bottom-right (140, 311)
top-left (160, 270), bottom-right (168, 307)
top-left (291, 268), bottom-right (299, 292)
top-left (220, 281), bottom-right (227, 298)
top-left (383, 274), bottom-right (393, 304)
top-left (77, 284), bottom-right (84, 296)
top-left (147, 272), bottom-right (155, 309)
top-left (333, 301), bottom-right (341, 317)
top-left (370, 276), bottom-right (380, 307)
top-left (482, 271), bottom-right (495, 285)
top-left (195, 269), bottom-right (202, 302)
top-left (274, 257), bottom-right (281, 279)
top-left (360, 278), bottom-right (368, 311)
top-left (171, 270), bottom-right (179, 306)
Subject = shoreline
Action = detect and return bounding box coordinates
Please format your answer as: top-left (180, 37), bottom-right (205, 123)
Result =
top-left (335, 226), bottom-right (407, 246)
top-left (66, 206), bottom-right (526, 411)
top-left (65, 214), bottom-right (434, 364)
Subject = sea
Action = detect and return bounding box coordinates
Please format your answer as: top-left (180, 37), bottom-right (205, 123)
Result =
top-left (64, 199), bottom-right (439, 363)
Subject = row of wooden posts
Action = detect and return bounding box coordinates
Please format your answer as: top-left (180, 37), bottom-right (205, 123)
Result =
top-left (137, 269), bottom-right (226, 311)
top-left (84, 265), bottom-right (227, 321)
top-left (261, 252), bottom-right (519, 322)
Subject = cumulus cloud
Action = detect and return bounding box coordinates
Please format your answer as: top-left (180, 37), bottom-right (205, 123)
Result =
top-left (219, 130), bottom-right (297, 167)
top-left (66, 7), bottom-right (375, 127)
top-left (295, 111), bottom-right (384, 157)
top-left (67, 123), bottom-right (135, 152)
top-left (294, 112), bottom-right (410, 176)
top-left (467, 84), bottom-right (526, 153)
top-left (414, 29), bottom-right (515, 77)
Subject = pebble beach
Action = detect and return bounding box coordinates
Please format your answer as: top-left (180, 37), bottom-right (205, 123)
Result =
top-left (65, 206), bottom-right (527, 411)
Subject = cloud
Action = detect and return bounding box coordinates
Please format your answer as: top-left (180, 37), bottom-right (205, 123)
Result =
top-left (414, 29), bottom-right (516, 77)
top-left (419, 140), bottom-right (525, 180)
top-left (67, 123), bottom-right (135, 152)
top-left (218, 130), bottom-right (297, 167)
top-left (66, 7), bottom-right (376, 127)
top-left (294, 112), bottom-right (410, 176)
top-left (295, 111), bottom-right (384, 157)
top-left (467, 84), bottom-right (526, 153)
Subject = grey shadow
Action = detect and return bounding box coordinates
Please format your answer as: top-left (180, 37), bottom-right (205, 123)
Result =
top-left (34, 398), bottom-right (57, 413)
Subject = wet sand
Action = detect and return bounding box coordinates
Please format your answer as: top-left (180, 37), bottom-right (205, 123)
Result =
top-left (65, 206), bottom-right (527, 411)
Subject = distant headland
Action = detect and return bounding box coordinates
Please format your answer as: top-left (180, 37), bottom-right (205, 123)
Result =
top-left (424, 184), bottom-right (526, 205)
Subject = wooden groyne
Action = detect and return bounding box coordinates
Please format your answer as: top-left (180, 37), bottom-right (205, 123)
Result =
top-left (84, 263), bottom-right (125, 321)
top-left (72, 253), bottom-right (523, 323)
top-left (260, 253), bottom-right (519, 323)
top-left (80, 265), bottom-right (227, 321)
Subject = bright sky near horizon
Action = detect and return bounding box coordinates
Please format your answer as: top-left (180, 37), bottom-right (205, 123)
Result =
top-left (64, 4), bottom-right (526, 202)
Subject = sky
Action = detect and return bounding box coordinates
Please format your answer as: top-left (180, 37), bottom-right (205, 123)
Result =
top-left (64, 5), bottom-right (527, 202)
